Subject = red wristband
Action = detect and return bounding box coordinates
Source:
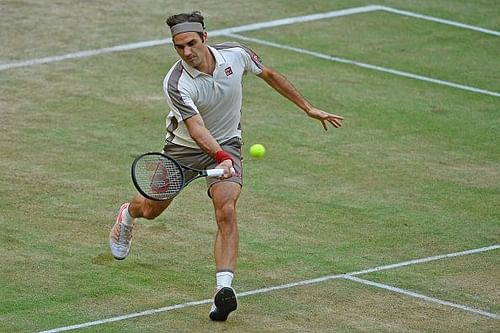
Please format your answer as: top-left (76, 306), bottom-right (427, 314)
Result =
top-left (215, 150), bottom-right (232, 164)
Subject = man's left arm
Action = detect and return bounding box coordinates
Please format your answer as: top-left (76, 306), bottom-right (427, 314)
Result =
top-left (257, 65), bottom-right (344, 130)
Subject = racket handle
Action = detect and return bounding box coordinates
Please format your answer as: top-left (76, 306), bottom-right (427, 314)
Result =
top-left (205, 167), bottom-right (236, 178)
top-left (206, 169), bottom-right (225, 177)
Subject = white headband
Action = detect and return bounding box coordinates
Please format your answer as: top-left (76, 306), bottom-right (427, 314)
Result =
top-left (170, 22), bottom-right (204, 37)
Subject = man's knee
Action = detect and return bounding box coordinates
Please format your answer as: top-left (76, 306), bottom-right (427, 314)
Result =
top-left (215, 202), bottom-right (238, 232)
top-left (214, 193), bottom-right (237, 215)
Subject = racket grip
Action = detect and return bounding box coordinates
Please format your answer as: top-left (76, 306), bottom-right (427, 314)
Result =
top-left (206, 169), bottom-right (225, 177)
top-left (205, 167), bottom-right (236, 177)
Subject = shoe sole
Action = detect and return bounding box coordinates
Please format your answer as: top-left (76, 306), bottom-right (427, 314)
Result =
top-left (112, 253), bottom-right (128, 261)
top-left (209, 287), bottom-right (237, 321)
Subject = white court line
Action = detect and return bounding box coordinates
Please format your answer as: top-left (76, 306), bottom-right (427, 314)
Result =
top-left (378, 6), bottom-right (500, 36)
top-left (347, 244), bottom-right (500, 276)
top-left (3, 4), bottom-right (497, 98)
top-left (0, 39), bottom-right (171, 71)
top-left (225, 33), bottom-right (500, 98)
top-left (0, 5), bottom-right (379, 72)
top-left (38, 245), bottom-right (499, 332)
top-left (2, 4), bottom-right (499, 72)
top-left (343, 276), bottom-right (500, 320)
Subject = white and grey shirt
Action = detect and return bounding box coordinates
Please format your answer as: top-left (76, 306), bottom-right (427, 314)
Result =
top-left (163, 43), bottom-right (263, 148)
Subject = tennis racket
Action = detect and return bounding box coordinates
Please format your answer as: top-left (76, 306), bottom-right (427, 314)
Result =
top-left (131, 152), bottom-right (226, 201)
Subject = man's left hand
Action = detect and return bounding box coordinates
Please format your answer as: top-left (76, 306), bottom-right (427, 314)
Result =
top-left (306, 107), bottom-right (344, 130)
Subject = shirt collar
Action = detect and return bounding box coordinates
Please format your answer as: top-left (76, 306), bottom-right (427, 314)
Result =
top-left (181, 46), bottom-right (225, 78)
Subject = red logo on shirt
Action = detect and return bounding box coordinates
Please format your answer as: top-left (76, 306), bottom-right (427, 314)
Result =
top-left (224, 66), bottom-right (233, 76)
top-left (251, 52), bottom-right (262, 64)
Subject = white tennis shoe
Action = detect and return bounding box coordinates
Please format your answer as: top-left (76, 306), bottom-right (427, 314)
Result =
top-left (109, 203), bottom-right (134, 260)
top-left (209, 287), bottom-right (238, 321)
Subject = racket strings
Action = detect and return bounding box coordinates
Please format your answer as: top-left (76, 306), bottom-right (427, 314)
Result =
top-left (134, 155), bottom-right (184, 200)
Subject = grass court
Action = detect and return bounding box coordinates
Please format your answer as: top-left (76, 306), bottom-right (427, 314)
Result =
top-left (0, 0), bottom-right (499, 332)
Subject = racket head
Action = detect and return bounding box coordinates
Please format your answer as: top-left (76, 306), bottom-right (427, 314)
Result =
top-left (131, 152), bottom-right (185, 201)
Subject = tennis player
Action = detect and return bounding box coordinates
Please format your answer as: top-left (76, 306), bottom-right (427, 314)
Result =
top-left (109, 11), bottom-right (344, 321)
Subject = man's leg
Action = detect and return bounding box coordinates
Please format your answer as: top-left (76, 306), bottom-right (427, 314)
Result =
top-left (211, 182), bottom-right (241, 270)
top-left (128, 194), bottom-right (174, 220)
top-left (208, 181), bottom-right (241, 321)
top-left (109, 194), bottom-right (173, 260)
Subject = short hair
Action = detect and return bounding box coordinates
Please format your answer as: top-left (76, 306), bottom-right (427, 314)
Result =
top-left (166, 11), bottom-right (205, 40)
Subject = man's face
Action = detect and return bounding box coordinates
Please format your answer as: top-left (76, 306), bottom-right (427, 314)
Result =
top-left (173, 31), bottom-right (207, 68)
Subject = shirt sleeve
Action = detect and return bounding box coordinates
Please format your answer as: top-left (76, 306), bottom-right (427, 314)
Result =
top-left (163, 62), bottom-right (199, 121)
top-left (238, 45), bottom-right (263, 75)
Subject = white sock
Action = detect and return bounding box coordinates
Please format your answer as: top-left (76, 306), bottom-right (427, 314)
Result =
top-left (216, 271), bottom-right (234, 289)
top-left (121, 206), bottom-right (135, 226)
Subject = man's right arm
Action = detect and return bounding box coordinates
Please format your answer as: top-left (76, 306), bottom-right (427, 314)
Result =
top-left (184, 114), bottom-right (234, 177)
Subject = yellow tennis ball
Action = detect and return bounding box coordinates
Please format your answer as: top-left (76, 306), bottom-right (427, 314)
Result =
top-left (249, 144), bottom-right (266, 158)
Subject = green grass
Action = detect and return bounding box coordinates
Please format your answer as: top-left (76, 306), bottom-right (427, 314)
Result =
top-left (0, 0), bottom-right (499, 332)
top-left (246, 11), bottom-right (500, 90)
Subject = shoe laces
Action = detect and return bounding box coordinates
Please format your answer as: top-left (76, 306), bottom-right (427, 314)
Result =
top-left (113, 221), bottom-right (134, 245)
